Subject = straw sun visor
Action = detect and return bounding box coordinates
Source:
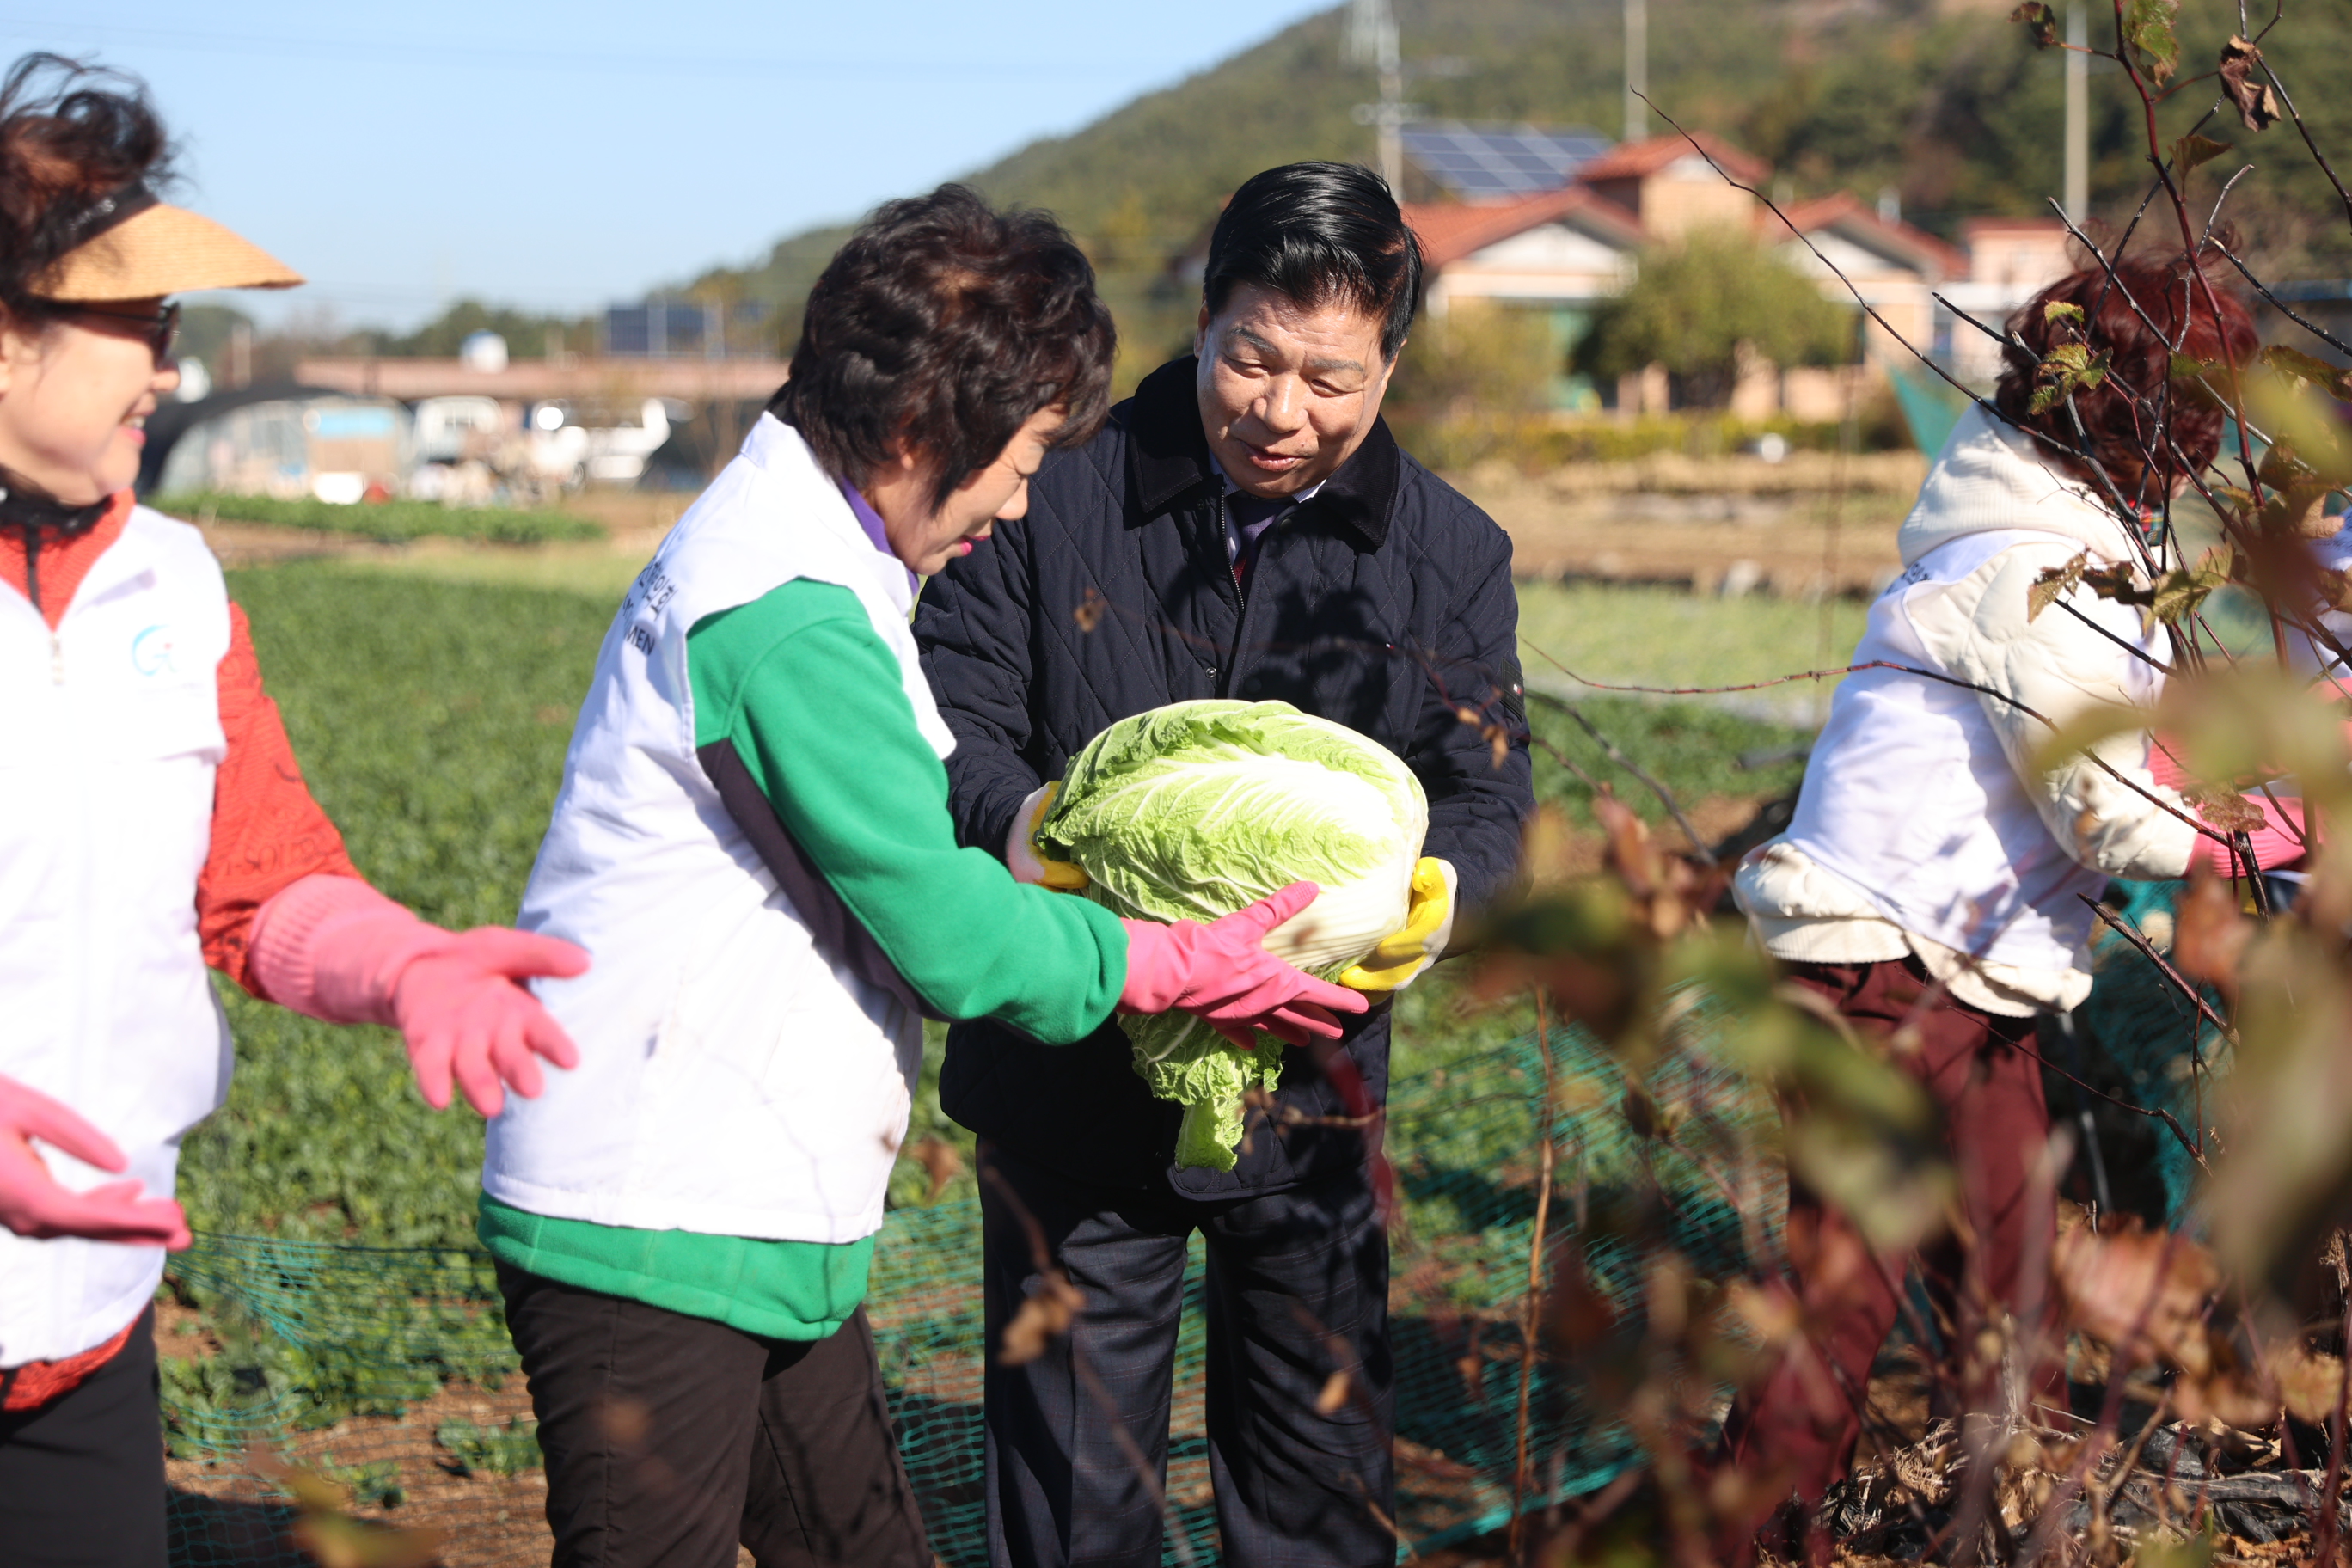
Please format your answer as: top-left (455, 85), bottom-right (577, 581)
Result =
top-left (32, 204), bottom-right (302, 302)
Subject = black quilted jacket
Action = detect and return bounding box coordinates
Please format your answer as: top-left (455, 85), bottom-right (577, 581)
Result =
top-left (913, 356), bottom-right (1534, 1197)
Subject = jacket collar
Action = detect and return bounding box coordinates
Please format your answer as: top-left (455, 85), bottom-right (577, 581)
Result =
top-left (1124, 356), bottom-right (1399, 550)
top-left (741, 413), bottom-right (921, 617)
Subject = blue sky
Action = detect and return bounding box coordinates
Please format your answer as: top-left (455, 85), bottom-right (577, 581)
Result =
top-left (6, 2), bottom-right (1334, 330)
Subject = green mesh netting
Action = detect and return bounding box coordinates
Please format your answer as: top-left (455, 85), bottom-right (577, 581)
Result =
top-left (158, 1009), bottom-right (1783, 1566)
top-left (2073, 879), bottom-right (2230, 1227)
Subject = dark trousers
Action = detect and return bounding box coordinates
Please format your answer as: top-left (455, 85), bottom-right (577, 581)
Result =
top-left (979, 1142), bottom-right (1394, 1568)
top-left (0, 1305), bottom-right (167, 1568)
top-left (1713, 958), bottom-right (2058, 1547)
top-left (495, 1265), bottom-right (931, 1568)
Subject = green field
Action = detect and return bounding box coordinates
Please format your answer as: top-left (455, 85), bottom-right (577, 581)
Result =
top-left (1514, 579), bottom-right (1869, 724)
top-left (178, 563), bottom-right (1811, 1245)
top-left (269, 539), bottom-right (1882, 714)
top-left (157, 492), bottom-right (603, 546)
top-left (182, 567), bottom-right (615, 1246)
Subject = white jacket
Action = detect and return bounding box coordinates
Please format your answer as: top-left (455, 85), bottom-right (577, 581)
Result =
top-left (486, 416), bottom-right (946, 1244)
top-left (0, 506), bottom-right (233, 1366)
top-left (1736, 404), bottom-right (2200, 1012)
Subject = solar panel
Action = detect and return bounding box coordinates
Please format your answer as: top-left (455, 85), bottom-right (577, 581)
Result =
top-left (1401, 121), bottom-right (1614, 200)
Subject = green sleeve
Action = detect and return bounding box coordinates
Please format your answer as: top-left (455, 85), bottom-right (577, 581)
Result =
top-left (687, 579), bottom-right (1127, 1044)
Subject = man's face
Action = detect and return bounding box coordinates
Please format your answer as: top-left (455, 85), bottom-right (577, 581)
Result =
top-left (1193, 283), bottom-right (1397, 500)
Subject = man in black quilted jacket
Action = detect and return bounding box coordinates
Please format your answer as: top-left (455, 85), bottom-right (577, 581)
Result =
top-left (912, 161), bottom-right (1534, 1568)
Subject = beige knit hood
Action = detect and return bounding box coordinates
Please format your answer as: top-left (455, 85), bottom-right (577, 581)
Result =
top-left (1896, 402), bottom-right (2142, 567)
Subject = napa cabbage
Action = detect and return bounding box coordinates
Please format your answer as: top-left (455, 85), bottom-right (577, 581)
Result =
top-left (1035, 700), bottom-right (1428, 1170)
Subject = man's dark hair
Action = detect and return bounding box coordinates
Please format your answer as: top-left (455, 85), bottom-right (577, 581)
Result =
top-left (770, 186), bottom-right (1114, 511)
top-left (1201, 162), bottom-right (1422, 362)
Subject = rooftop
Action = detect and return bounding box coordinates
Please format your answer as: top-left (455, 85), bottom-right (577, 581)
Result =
top-left (1400, 121), bottom-right (1614, 203)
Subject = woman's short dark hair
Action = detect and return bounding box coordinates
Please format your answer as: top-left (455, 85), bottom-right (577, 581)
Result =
top-left (770, 185), bottom-right (1114, 510)
top-left (1202, 162), bottom-right (1423, 362)
top-left (0, 54), bottom-right (171, 322)
top-left (1994, 252), bottom-right (2258, 498)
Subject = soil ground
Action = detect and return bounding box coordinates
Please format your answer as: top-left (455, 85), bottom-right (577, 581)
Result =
top-left (1452, 453), bottom-right (1924, 597)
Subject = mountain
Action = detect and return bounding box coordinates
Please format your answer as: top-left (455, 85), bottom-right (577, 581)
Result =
top-left (689, 0), bottom-right (2352, 362)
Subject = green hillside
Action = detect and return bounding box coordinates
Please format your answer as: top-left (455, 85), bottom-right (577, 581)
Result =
top-left (686, 0), bottom-right (2352, 363)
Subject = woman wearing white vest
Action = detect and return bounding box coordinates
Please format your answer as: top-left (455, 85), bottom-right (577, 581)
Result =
top-left (484, 186), bottom-right (1364, 1568)
top-left (1710, 254), bottom-right (2303, 1555)
top-left (0, 56), bottom-right (592, 1567)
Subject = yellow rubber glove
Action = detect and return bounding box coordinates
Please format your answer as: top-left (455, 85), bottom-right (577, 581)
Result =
top-left (1339, 857), bottom-right (1456, 997)
top-left (1007, 781), bottom-right (1091, 892)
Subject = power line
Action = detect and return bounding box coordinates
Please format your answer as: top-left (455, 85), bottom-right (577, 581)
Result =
top-left (0, 16), bottom-right (1158, 82)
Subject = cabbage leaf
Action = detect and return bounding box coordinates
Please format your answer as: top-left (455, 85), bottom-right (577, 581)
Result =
top-left (1037, 701), bottom-right (1428, 1170)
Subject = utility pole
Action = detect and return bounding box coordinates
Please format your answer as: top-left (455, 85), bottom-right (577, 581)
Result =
top-left (1346, 0), bottom-right (1406, 192)
top-left (1625, 0), bottom-right (1647, 144)
top-left (2065, 3), bottom-right (2088, 222)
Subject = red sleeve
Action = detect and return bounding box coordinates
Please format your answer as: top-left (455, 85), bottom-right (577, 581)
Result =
top-left (198, 603), bottom-right (365, 995)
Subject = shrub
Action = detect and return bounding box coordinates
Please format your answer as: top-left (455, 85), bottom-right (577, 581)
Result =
top-left (1575, 228), bottom-right (1856, 408)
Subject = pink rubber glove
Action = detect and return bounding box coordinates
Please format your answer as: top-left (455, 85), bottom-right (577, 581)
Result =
top-left (0, 1075), bottom-right (191, 1250)
top-left (251, 873), bottom-right (590, 1118)
top-left (1119, 881), bottom-right (1370, 1050)
top-left (2147, 740), bottom-right (2312, 876)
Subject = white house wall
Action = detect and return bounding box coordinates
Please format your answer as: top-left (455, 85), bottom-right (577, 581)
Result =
top-left (1434, 221), bottom-right (1637, 308)
top-left (1778, 230), bottom-right (1913, 283)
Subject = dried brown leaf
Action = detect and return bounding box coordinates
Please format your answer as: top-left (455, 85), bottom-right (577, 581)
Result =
top-left (1723, 1278), bottom-right (1801, 1350)
top-left (2052, 1218), bottom-right (2222, 1376)
top-left (2219, 34), bottom-right (2282, 132)
top-left (244, 1445), bottom-right (444, 1568)
top-left (2171, 132), bottom-right (2233, 179)
top-left (2175, 866), bottom-right (2254, 988)
top-left (2180, 780), bottom-right (2268, 838)
top-left (1596, 793), bottom-right (1706, 940)
top-left (2147, 557), bottom-right (2233, 627)
top-left (2271, 1339), bottom-right (2348, 1424)
top-left (907, 1135), bottom-right (965, 1205)
top-left (2030, 551), bottom-right (2090, 622)
top-left (1546, 1243), bottom-right (1621, 1348)
top-left (2257, 484), bottom-right (2341, 540)
top-left (998, 1271), bottom-right (1083, 1366)
top-left (291, 1516), bottom-right (446, 1568)
top-left (2010, 2), bottom-right (2059, 47)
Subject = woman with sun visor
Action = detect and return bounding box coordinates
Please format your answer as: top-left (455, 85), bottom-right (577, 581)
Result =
top-left (0, 55), bottom-right (592, 1564)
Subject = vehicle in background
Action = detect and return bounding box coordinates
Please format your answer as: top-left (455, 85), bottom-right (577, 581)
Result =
top-left (408, 395), bottom-right (518, 506)
top-left (523, 397), bottom-right (685, 487)
top-left (413, 395), bottom-right (506, 464)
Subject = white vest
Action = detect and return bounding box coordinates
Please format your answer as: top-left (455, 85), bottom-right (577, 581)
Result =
top-left (0, 506), bottom-right (233, 1367)
top-left (1781, 525), bottom-right (2166, 972)
top-left (487, 416), bottom-right (951, 1245)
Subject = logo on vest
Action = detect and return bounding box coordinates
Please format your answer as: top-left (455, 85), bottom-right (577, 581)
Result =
top-left (131, 623), bottom-right (179, 677)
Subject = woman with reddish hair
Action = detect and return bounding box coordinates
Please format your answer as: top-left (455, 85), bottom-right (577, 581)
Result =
top-left (1718, 251), bottom-right (2289, 1552)
top-left (0, 56), bottom-right (591, 1565)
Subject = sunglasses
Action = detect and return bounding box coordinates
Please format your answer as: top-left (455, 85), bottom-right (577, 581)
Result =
top-left (54, 300), bottom-right (180, 364)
